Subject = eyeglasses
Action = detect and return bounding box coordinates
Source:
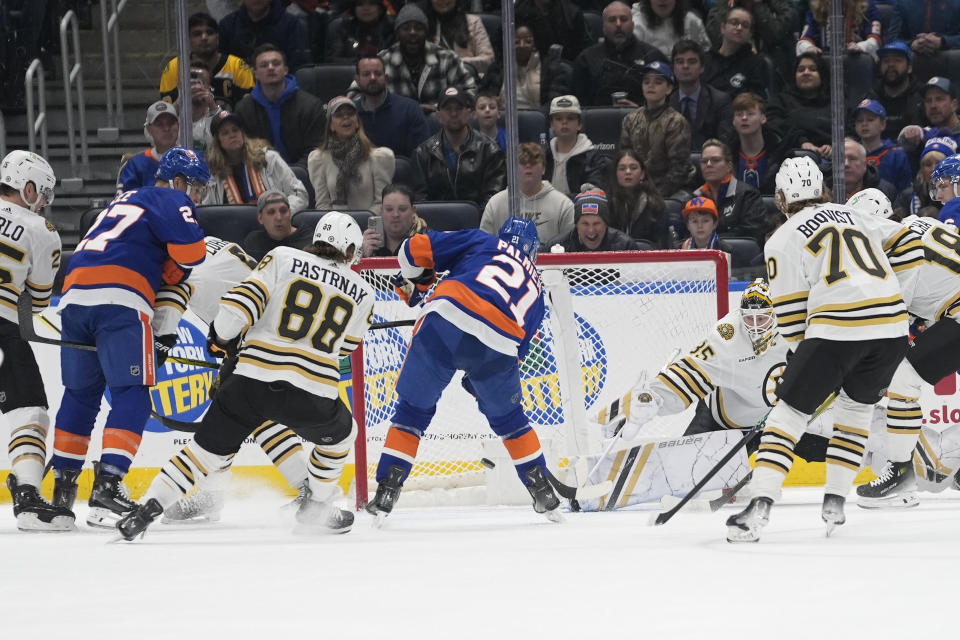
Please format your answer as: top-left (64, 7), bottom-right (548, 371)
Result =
top-left (701, 156), bottom-right (728, 165)
top-left (726, 18), bottom-right (752, 30)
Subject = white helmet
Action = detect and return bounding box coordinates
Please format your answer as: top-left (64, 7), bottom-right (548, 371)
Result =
top-left (0, 150), bottom-right (56, 212)
top-left (775, 156), bottom-right (823, 207)
top-left (740, 278), bottom-right (776, 355)
top-left (846, 187), bottom-right (893, 219)
top-left (313, 211), bottom-right (363, 265)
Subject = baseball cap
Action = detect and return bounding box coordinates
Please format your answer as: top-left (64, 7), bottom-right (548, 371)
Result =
top-left (326, 96), bottom-right (357, 123)
top-left (877, 40), bottom-right (913, 62)
top-left (640, 60), bottom-right (675, 85)
top-left (921, 136), bottom-right (958, 160)
top-left (438, 86), bottom-right (474, 109)
top-left (922, 76), bottom-right (956, 98)
top-left (210, 110), bottom-right (244, 137)
top-left (549, 95), bottom-right (582, 116)
top-left (854, 98), bottom-right (886, 119)
top-left (145, 100), bottom-right (177, 125)
top-left (257, 190), bottom-right (290, 212)
top-left (573, 189), bottom-right (610, 224)
top-left (682, 196), bottom-right (719, 219)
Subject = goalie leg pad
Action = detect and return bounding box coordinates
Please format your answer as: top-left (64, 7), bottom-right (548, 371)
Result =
top-left (752, 401), bottom-right (810, 501)
top-left (885, 359), bottom-right (924, 463)
top-left (6, 406), bottom-right (49, 487)
top-left (824, 391), bottom-right (873, 497)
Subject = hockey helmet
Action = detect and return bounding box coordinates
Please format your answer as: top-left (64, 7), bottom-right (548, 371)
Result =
top-left (930, 154), bottom-right (960, 202)
top-left (846, 188), bottom-right (893, 219)
top-left (740, 278), bottom-right (776, 354)
top-left (498, 216), bottom-right (539, 260)
top-left (775, 156), bottom-right (823, 209)
top-left (0, 150), bottom-right (56, 211)
top-left (313, 211), bottom-right (363, 265)
top-left (155, 147), bottom-right (211, 185)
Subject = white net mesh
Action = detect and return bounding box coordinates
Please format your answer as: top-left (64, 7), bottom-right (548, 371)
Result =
top-left (353, 251), bottom-right (727, 497)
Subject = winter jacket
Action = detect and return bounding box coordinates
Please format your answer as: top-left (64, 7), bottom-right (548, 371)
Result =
top-left (545, 134), bottom-right (610, 197)
top-left (866, 139), bottom-right (912, 193)
top-left (703, 45), bottom-right (769, 97)
top-left (483, 51), bottom-right (574, 109)
top-left (234, 76), bottom-right (325, 168)
top-left (307, 146), bottom-right (396, 214)
top-left (619, 103), bottom-right (692, 199)
top-left (377, 41), bottom-right (478, 108)
top-left (325, 13), bottom-right (395, 63)
top-left (896, 0), bottom-right (960, 49)
top-left (693, 175), bottom-right (771, 246)
top-left (865, 77), bottom-right (926, 142)
top-left (218, 1), bottom-right (307, 70)
top-left (427, 13), bottom-right (494, 76)
top-left (546, 226), bottom-right (645, 252)
top-left (766, 88), bottom-right (833, 149)
top-left (356, 92), bottom-right (432, 159)
top-left (608, 190), bottom-right (669, 247)
top-left (571, 36), bottom-right (668, 107)
top-left (669, 83), bottom-right (734, 150)
top-left (203, 149), bottom-right (310, 213)
top-left (413, 129), bottom-right (506, 209)
top-left (479, 182), bottom-right (576, 243)
top-left (631, 8), bottom-right (711, 58)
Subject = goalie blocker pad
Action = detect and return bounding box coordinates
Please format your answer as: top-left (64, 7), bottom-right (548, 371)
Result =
top-left (572, 430), bottom-right (750, 511)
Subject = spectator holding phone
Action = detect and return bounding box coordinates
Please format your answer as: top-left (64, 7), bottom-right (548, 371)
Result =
top-left (361, 184), bottom-right (429, 257)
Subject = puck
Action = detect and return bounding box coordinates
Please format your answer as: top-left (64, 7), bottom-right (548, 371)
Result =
top-left (480, 457), bottom-right (496, 469)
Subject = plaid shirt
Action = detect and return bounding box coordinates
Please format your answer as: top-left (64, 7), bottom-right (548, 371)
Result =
top-left (379, 42), bottom-right (477, 108)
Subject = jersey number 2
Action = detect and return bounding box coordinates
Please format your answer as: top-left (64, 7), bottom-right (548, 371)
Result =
top-left (476, 255), bottom-right (538, 327)
top-left (76, 204), bottom-right (144, 253)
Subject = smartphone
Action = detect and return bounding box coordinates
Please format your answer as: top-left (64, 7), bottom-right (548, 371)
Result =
top-left (368, 216), bottom-right (384, 247)
top-left (190, 69), bottom-right (203, 86)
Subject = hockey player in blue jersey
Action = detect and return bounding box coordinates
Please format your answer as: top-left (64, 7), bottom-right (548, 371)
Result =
top-left (365, 217), bottom-right (563, 522)
top-left (932, 154), bottom-right (960, 227)
top-left (49, 147), bottom-right (209, 530)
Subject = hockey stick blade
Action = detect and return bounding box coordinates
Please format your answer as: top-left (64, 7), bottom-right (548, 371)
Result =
top-left (150, 411), bottom-right (201, 433)
top-left (709, 471), bottom-right (753, 512)
top-left (370, 319), bottom-right (415, 330)
top-left (18, 293), bottom-right (97, 351)
top-left (546, 468), bottom-right (613, 501)
top-left (167, 355), bottom-right (220, 369)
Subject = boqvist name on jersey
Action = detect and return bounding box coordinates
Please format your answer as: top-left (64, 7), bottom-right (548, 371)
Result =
top-left (793, 208), bottom-right (855, 238)
top-left (289, 256), bottom-right (370, 305)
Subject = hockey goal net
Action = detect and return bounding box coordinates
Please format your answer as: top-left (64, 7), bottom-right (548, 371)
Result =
top-left (351, 250), bottom-right (729, 507)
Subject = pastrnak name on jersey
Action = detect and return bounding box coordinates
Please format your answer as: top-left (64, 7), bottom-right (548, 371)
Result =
top-left (289, 257), bottom-right (369, 305)
top-left (794, 208), bottom-right (855, 238)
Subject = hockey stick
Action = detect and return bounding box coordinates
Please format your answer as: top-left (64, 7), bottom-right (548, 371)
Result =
top-left (546, 468), bottom-right (613, 501)
top-left (708, 471), bottom-right (753, 511)
top-left (17, 293), bottom-right (97, 351)
top-left (150, 410), bottom-right (201, 432)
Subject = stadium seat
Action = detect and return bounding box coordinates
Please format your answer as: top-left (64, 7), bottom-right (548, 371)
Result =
top-left (392, 155), bottom-right (424, 193)
top-left (295, 64), bottom-right (356, 103)
top-left (517, 109), bottom-right (548, 144)
top-left (762, 196), bottom-right (778, 218)
top-left (291, 165), bottom-right (315, 209)
top-left (293, 209), bottom-right (372, 232)
top-left (195, 205), bottom-right (260, 244)
top-left (912, 49), bottom-right (960, 87)
top-left (634, 238), bottom-right (655, 251)
top-left (478, 13), bottom-right (502, 60)
top-left (663, 198), bottom-right (684, 232)
top-left (759, 54), bottom-right (783, 100)
top-left (583, 11), bottom-right (602, 41)
top-left (720, 236), bottom-right (762, 269)
top-left (844, 52), bottom-right (875, 107)
top-left (582, 107), bottom-right (634, 149)
top-left (78, 206), bottom-right (103, 239)
top-left (413, 201), bottom-right (481, 231)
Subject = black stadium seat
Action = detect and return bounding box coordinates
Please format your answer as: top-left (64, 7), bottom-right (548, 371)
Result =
top-left (583, 11), bottom-right (603, 41)
top-left (293, 209), bottom-right (372, 233)
top-left (195, 205), bottom-right (260, 244)
top-left (720, 236), bottom-right (762, 269)
top-left (582, 107), bottom-right (634, 150)
top-left (295, 64), bottom-right (356, 104)
top-left (413, 201), bottom-right (481, 231)
top-left (392, 155), bottom-right (424, 194)
top-left (844, 52), bottom-right (875, 107)
top-left (291, 165), bottom-right (315, 209)
top-left (517, 109), bottom-right (548, 144)
top-left (478, 13), bottom-right (502, 60)
top-left (78, 206), bottom-right (104, 239)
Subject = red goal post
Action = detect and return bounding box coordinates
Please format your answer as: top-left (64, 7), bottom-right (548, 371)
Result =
top-left (350, 250), bottom-right (729, 508)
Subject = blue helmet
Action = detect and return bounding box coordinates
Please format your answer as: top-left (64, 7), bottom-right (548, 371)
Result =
top-left (155, 147), bottom-right (211, 184)
top-left (498, 216), bottom-right (539, 260)
top-left (930, 154), bottom-right (960, 201)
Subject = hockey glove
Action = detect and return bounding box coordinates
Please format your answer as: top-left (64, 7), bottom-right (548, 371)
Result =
top-left (209, 355), bottom-right (238, 399)
top-left (206, 323), bottom-right (240, 360)
top-left (618, 372), bottom-right (662, 441)
top-left (154, 334), bottom-right (178, 367)
top-left (391, 272), bottom-right (431, 307)
top-left (161, 257), bottom-right (190, 285)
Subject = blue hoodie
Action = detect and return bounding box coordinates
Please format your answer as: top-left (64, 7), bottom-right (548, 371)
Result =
top-left (866, 139), bottom-right (912, 193)
top-left (251, 75), bottom-right (300, 162)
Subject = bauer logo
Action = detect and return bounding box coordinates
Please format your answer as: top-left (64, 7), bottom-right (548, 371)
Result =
top-left (145, 319), bottom-right (218, 433)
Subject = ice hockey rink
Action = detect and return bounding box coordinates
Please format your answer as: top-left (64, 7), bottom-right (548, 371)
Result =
top-left (1, 485), bottom-right (958, 639)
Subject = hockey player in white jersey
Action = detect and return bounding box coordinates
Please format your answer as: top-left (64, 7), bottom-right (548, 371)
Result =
top-left (116, 212), bottom-right (374, 539)
top-left (151, 236), bottom-right (315, 522)
top-left (726, 156), bottom-right (924, 542)
top-left (845, 186), bottom-right (960, 508)
top-left (0, 150), bottom-right (75, 531)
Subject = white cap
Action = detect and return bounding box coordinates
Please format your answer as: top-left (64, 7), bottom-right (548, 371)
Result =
top-left (145, 100), bottom-right (178, 126)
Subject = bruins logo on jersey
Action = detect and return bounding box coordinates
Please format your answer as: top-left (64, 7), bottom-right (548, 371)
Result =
top-left (44, 220), bottom-right (56, 233)
top-left (717, 323), bottom-right (735, 341)
top-left (763, 362), bottom-right (787, 407)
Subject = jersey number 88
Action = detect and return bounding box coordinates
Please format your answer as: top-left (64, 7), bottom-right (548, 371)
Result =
top-left (277, 279), bottom-right (354, 351)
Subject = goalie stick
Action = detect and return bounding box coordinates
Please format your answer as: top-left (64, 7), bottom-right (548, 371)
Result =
top-left (17, 293), bottom-right (96, 351)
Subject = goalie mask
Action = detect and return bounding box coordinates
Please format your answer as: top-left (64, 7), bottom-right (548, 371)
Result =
top-left (740, 279), bottom-right (776, 354)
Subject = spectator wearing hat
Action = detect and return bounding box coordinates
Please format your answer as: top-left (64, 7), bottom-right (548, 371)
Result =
top-left (233, 43), bottom-right (325, 168)
top-left (375, 3), bottom-right (478, 113)
top-left (619, 61), bottom-right (693, 199)
top-left (895, 0), bottom-right (960, 54)
top-left (680, 196), bottom-right (733, 254)
top-left (544, 95), bottom-right (610, 197)
top-left (218, 0), bottom-right (307, 71)
top-left (727, 91), bottom-right (786, 195)
top-left (203, 110), bottom-right (309, 212)
top-left (854, 99), bottom-right (912, 194)
top-left (308, 96), bottom-right (395, 213)
top-left (480, 142), bottom-right (575, 242)
top-left (361, 184), bottom-right (430, 257)
top-left (899, 77), bottom-right (960, 153)
top-left (692, 138), bottom-right (770, 246)
top-left (864, 41), bottom-right (925, 141)
top-left (325, 0), bottom-right (395, 63)
top-left (353, 55), bottom-right (432, 159)
top-left (702, 6), bottom-right (769, 98)
top-left (116, 101), bottom-right (181, 194)
top-left (570, 1), bottom-right (668, 107)
top-left (547, 189), bottom-right (645, 252)
top-left (413, 86), bottom-right (506, 208)
top-left (670, 39), bottom-right (734, 151)
top-left (906, 136), bottom-right (957, 217)
top-left (844, 138), bottom-right (898, 204)
top-left (241, 190), bottom-right (314, 260)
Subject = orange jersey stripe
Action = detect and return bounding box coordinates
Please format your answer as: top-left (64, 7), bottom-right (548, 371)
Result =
top-left (53, 431), bottom-right (91, 456)
top-left (433, 280), bottom-right (525, 340)
top-left (167, 239), bottom-right (206, 267)
top-left (407, 234), bottom-right (435, 270)
top-left (383, 427), bottom-right (421, 459)
top-left (102, 428), bottom-right (143, 456)
top-left (503, 430), bottom-right (541, 461)
top-left (140, 310), bottom-right (155, 386)
top-left (64, 265), bottom-right (156, 305)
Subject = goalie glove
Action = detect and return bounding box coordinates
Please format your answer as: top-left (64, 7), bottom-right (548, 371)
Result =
top-left (391, 272), bottom-right (431, 307)
top-left (206, 322), bottom-right (240, 360)
top-left (618, 371), bottom-right (663, 441)
top-left (154, 334), bottom-right (178, 367)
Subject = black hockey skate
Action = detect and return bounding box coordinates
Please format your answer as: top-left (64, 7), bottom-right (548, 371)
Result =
top-left (365, 465), bottom-right (407, 524)
top-left (116, 499), bottom-right (164, 541)
top-left (822, 493), bottom-right (846, 536)
top-left (87, 462), bottom-right (136, 529)
top-left (161, 488), bottom-right (225, 524)
top-left (725, 496), bottom-right (773, 543)
top-left (52, 468), bottom-right (81, 511)
top-left (281, 479), bottom-right (312, 513)
top-left (523, 466), bottom-right (562, 523)
top-left (856, 461), bottom-right (918, 509)
top-left (295, 498), bottom-right (354, 534)
top-left (7, 474), bottom-right (75, 532)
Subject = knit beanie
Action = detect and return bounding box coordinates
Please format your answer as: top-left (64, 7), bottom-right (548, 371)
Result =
top-left (573, 189), bottom-right (610, 224)
top-left (395, 4), bottom-right (428, 31)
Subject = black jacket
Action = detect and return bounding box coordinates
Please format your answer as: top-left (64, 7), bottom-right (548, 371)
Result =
top-left (413, 129), bottom-right (507, 209)
top-left (234, 83), bottom-right (325, 168)
top-left (766, 88), bottom-right (832, 150)
top-left (547, 226), bottom-right (645, 252)
top-left (670, 83), bottom-right (735, 150)
top-left (865, 77), bottom-right (926, 142)
top-left (571, 36), bottom-right (668, 107)
top-left (694, 176), bottom-right (772, 246)
top-left (544, 144), bottom-right (611, 194)
top-left (703, 46), bottom-right (768, 98)
top-left (515, 0), bottom-right (594, 62)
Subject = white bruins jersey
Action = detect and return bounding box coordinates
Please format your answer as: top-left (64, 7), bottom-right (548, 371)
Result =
top-left (764, 203), bottom-right (923, 343)
top-left (0, 200), bottom-right (61, 324)
top-left (216, 246), bottom-right (374, 399)
top-left (153, 236), bottom-right (256, 335)
top-left (898, 215), bottom-right (960, 324)
top-left (652, 311), bottom-right (789, 429)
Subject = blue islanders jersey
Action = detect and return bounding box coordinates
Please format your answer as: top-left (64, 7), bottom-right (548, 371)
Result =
top-left (116, 148), bottom-right (161, 194)
top-left (400, 230), bottom-right (545, 357)
top-left (62, 187), bottom-right (206, 317)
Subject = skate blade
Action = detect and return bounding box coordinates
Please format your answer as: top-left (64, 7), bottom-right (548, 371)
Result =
top-left (86, 507), bottom-right (126, 530)
top-left (16, 513), bottom-right (76, 532)
top-left (161, 513), bottom-right (222, 525)
top-left (370, 511), bottom-right (389, 529)
top-left (823, 518), bottom-right (844, 537)
top-left (543, 509), bottom-right (564, 524)
top-left (292, 521), bottom-right (353, 535)
top-left (726, 525), bottom-right (760, 543)
top-left (855, 493), bottom-right (920, 510)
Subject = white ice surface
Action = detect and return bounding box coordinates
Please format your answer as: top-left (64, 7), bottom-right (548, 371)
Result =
top-left (1, 486), bottom-right (959, 639)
